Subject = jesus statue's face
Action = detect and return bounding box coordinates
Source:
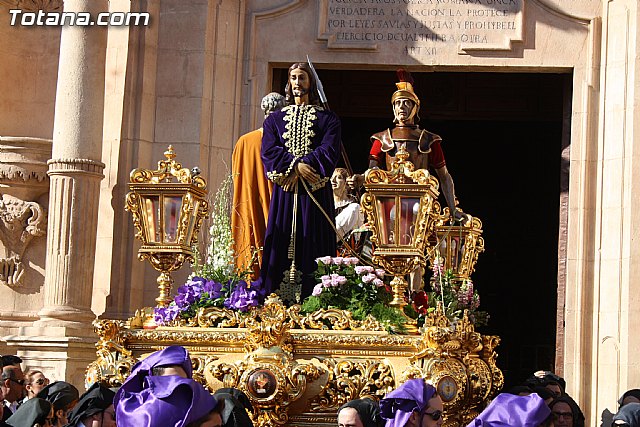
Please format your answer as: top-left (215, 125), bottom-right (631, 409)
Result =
top-left (289, 68), bottom-right (310, 102)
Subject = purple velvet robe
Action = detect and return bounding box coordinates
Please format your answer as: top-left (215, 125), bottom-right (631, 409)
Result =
top-left (258, 105), bottom-right (341, 299)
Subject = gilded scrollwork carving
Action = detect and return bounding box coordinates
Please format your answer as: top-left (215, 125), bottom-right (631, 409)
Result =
top-left (0, 195), bottom-right (46, 286)
top-left (290, 307), bottom-right (386, 331)
top-left (408, 306), bottom-right (503, 427)
top-left (85, 320), bottom-right (137, 388)
top-left (85, 296), bottom-right (503, 426)
top-left (310, 358), bottom-right (395, 412)
top-left (210, 295), bottom-right (322, 426)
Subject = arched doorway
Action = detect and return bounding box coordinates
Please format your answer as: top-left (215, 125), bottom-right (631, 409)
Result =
top-left (272, 68), bottom-right (570, 387)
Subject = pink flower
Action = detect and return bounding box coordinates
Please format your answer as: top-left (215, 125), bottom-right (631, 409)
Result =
top-left (330, 274), bottom-right (346, 287)
top-left (375, 268), bottom-right (386, 278)
top-left (362, 273), bottom-right (376, 284)
top-left (346, 257), bottom-right (360, 265)
top-left (373, 278), bottom-right (384, 287)
top-left (332, 257), bottom-right (344, 265)
top-left (355, 266), bottom-right (374, 275)
top-left (316, 256), bottom-right (333, 265)
top-left (312, 284), bottom-right (324, 296)
top-left (321, 275), bottom-right (331, 286)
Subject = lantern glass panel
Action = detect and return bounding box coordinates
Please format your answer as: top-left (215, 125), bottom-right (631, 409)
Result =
top-left (398, 197), bottom-right (420, 245)
top-left (163, 195), bottom-right (183, 243)
top-left (185, 198), bottom-right (199, 244)
top-left (376, 196), bottom-right (395, 245)
top-left (143, 195), bottom-right (161, 243)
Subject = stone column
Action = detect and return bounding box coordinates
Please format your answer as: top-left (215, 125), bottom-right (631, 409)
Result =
top-left (36, 0), bottom-right (108, 327)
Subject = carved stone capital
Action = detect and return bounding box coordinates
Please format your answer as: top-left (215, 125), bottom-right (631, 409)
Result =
top-left (0, 195), bottom-right (47, 287)
top-left (0, 137), bottom-right (51, 201)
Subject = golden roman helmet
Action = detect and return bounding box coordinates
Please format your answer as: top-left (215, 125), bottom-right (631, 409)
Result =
top-left (391, 68), bottom-right (420, 121)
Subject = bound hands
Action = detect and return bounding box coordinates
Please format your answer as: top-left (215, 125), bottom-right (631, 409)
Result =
top-left (296, 162), bottom-right (320, 184)
top-left (282, 163), bottom-right (320, 192)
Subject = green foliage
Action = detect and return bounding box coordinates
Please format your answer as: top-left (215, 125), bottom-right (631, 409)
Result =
top-left (300, 256), bottom-right (406, 333)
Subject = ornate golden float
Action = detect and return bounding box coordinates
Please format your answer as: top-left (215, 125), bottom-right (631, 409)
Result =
top-left (86, 146), bottom-right (503, 427)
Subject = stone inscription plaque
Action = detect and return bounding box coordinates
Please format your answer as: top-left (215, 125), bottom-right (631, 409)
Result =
top-left (318, 0), bottom-right (523, 55)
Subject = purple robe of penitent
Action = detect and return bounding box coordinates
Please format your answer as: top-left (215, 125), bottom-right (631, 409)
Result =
top-left (258, 104), bottom-right (341, 299)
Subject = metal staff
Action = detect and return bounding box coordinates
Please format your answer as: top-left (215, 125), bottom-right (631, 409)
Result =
top-left (306, 55), bottom-right (354, 177)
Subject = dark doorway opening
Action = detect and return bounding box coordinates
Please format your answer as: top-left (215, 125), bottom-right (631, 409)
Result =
top-left (272, 69), bottom-right (569, 388)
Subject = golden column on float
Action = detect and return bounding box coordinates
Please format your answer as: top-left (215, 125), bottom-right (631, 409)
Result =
top-left (125, 146), bottom-right (209, 307)
top-left (360, 144), bottom-right (440, 331)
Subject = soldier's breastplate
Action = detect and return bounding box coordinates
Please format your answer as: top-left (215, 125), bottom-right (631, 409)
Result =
top-left (385, 140), bottom-right (429, 169)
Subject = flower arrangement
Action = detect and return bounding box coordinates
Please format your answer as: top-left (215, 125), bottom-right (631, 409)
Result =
top-left (300, 256), bottom-right (408, 332)
top-left (154, 173), bottom-right (263, 325)
top-left (416, 256), bottom-right (489, 327)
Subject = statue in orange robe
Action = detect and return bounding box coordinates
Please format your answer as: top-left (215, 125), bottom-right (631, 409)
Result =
top-left (231, 93), bottom-right (285, 279)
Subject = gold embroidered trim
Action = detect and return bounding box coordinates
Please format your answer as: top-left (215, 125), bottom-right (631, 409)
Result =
top-left (267, 105), bottom-right (323, 185)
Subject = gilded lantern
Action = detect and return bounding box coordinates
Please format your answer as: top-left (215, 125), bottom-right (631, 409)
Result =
top-left (125, 146), bottom-right (209, 307)
top-left (360, 145), bottom-right (440, 318)
top-left (428, 209), bottom-right (485, 284)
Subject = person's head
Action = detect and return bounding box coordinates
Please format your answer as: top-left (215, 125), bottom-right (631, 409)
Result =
top-left (331, 168), bottom-right (349, 198)
top-left (25, 370), bottom-right (50, 399)
top-left (391, 69), bottom-right (420, 125)
top-left (549, 394), bottom-right (585, 427)
top-left (613, 402), bottom-right (640, 427)
top-left (469, 393), bottom-right (551, 427)
top-left (37, 381), bottom-right (80, 427)
top-left (620, 389), bottom-right (640, 408)
top-left (505, 385), bottom-right (534, 396)
top-left (260, 92), bottom-right (285, 118)
top-left (212, 387), bottom-right (253, 427)
top-left (285, 63), bottom-right (320, 106)
top-left (66, 382), bottom-right (117, 427)
top-left (338, 398), bottom-right (384, 427)
top-left (116, 376), bottom-right (218, 427)
top-left (152, 364), bottom-right (190, 378)
top-left (115, 345), bottom-right (193, 411)
top-left (379, 378), bottom-right (443, 427)
top-left (5, 397), bottom-right (53, 427)
top-left (525, 371), bottom-right (566, 398)
top-left (1, 358), bottom-right (26, 403)
top-left (531, 386), bottom-right (555, 405)
top-left (185, 400), bottom-right (224, 427)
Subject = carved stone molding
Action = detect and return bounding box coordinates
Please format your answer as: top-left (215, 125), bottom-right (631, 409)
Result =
top-left (47, 158), bottom-right (106, 178)
top-left (0, 194), bottom-right (46, 286)
top-left (0, 137), bottom-right (51, 201)
top-left (0, 0), bottom-right (63, 12)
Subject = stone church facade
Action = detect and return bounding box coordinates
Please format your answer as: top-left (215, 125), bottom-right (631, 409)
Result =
top-left (0, 0), bottom-right (637, 424)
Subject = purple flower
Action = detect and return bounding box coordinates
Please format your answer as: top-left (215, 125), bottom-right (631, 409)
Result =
top-left (203, 280), bottom-right (223, 299)
top-left (332, 257), bottom-right (344, 265)
top-left (224, 280), bottom-right (260, 312)
top-left (312, 284), bottom-right (324, 296)
top-left (153, 304), bottom-right (180, 325)
top-left (373, 278), bottom-right (384, 287)
top-left (375, 268), bottom-right (386, 278)
top-left (346, 257), bottom-right (360, 265)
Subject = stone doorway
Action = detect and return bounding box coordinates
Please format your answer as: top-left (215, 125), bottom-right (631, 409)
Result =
top-left (272, 68), bottom-right (570, 387)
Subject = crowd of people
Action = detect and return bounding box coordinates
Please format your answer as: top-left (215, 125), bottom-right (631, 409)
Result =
top-left (2, 347), bottom-right (639, 427)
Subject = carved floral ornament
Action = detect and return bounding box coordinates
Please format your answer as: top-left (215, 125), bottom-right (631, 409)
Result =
top-left (88, 296), bottom-right (503, 426)
top-left (0, 195), bottom-right (46, 287)
top-left (0, 0), bottom-right (63, 12)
